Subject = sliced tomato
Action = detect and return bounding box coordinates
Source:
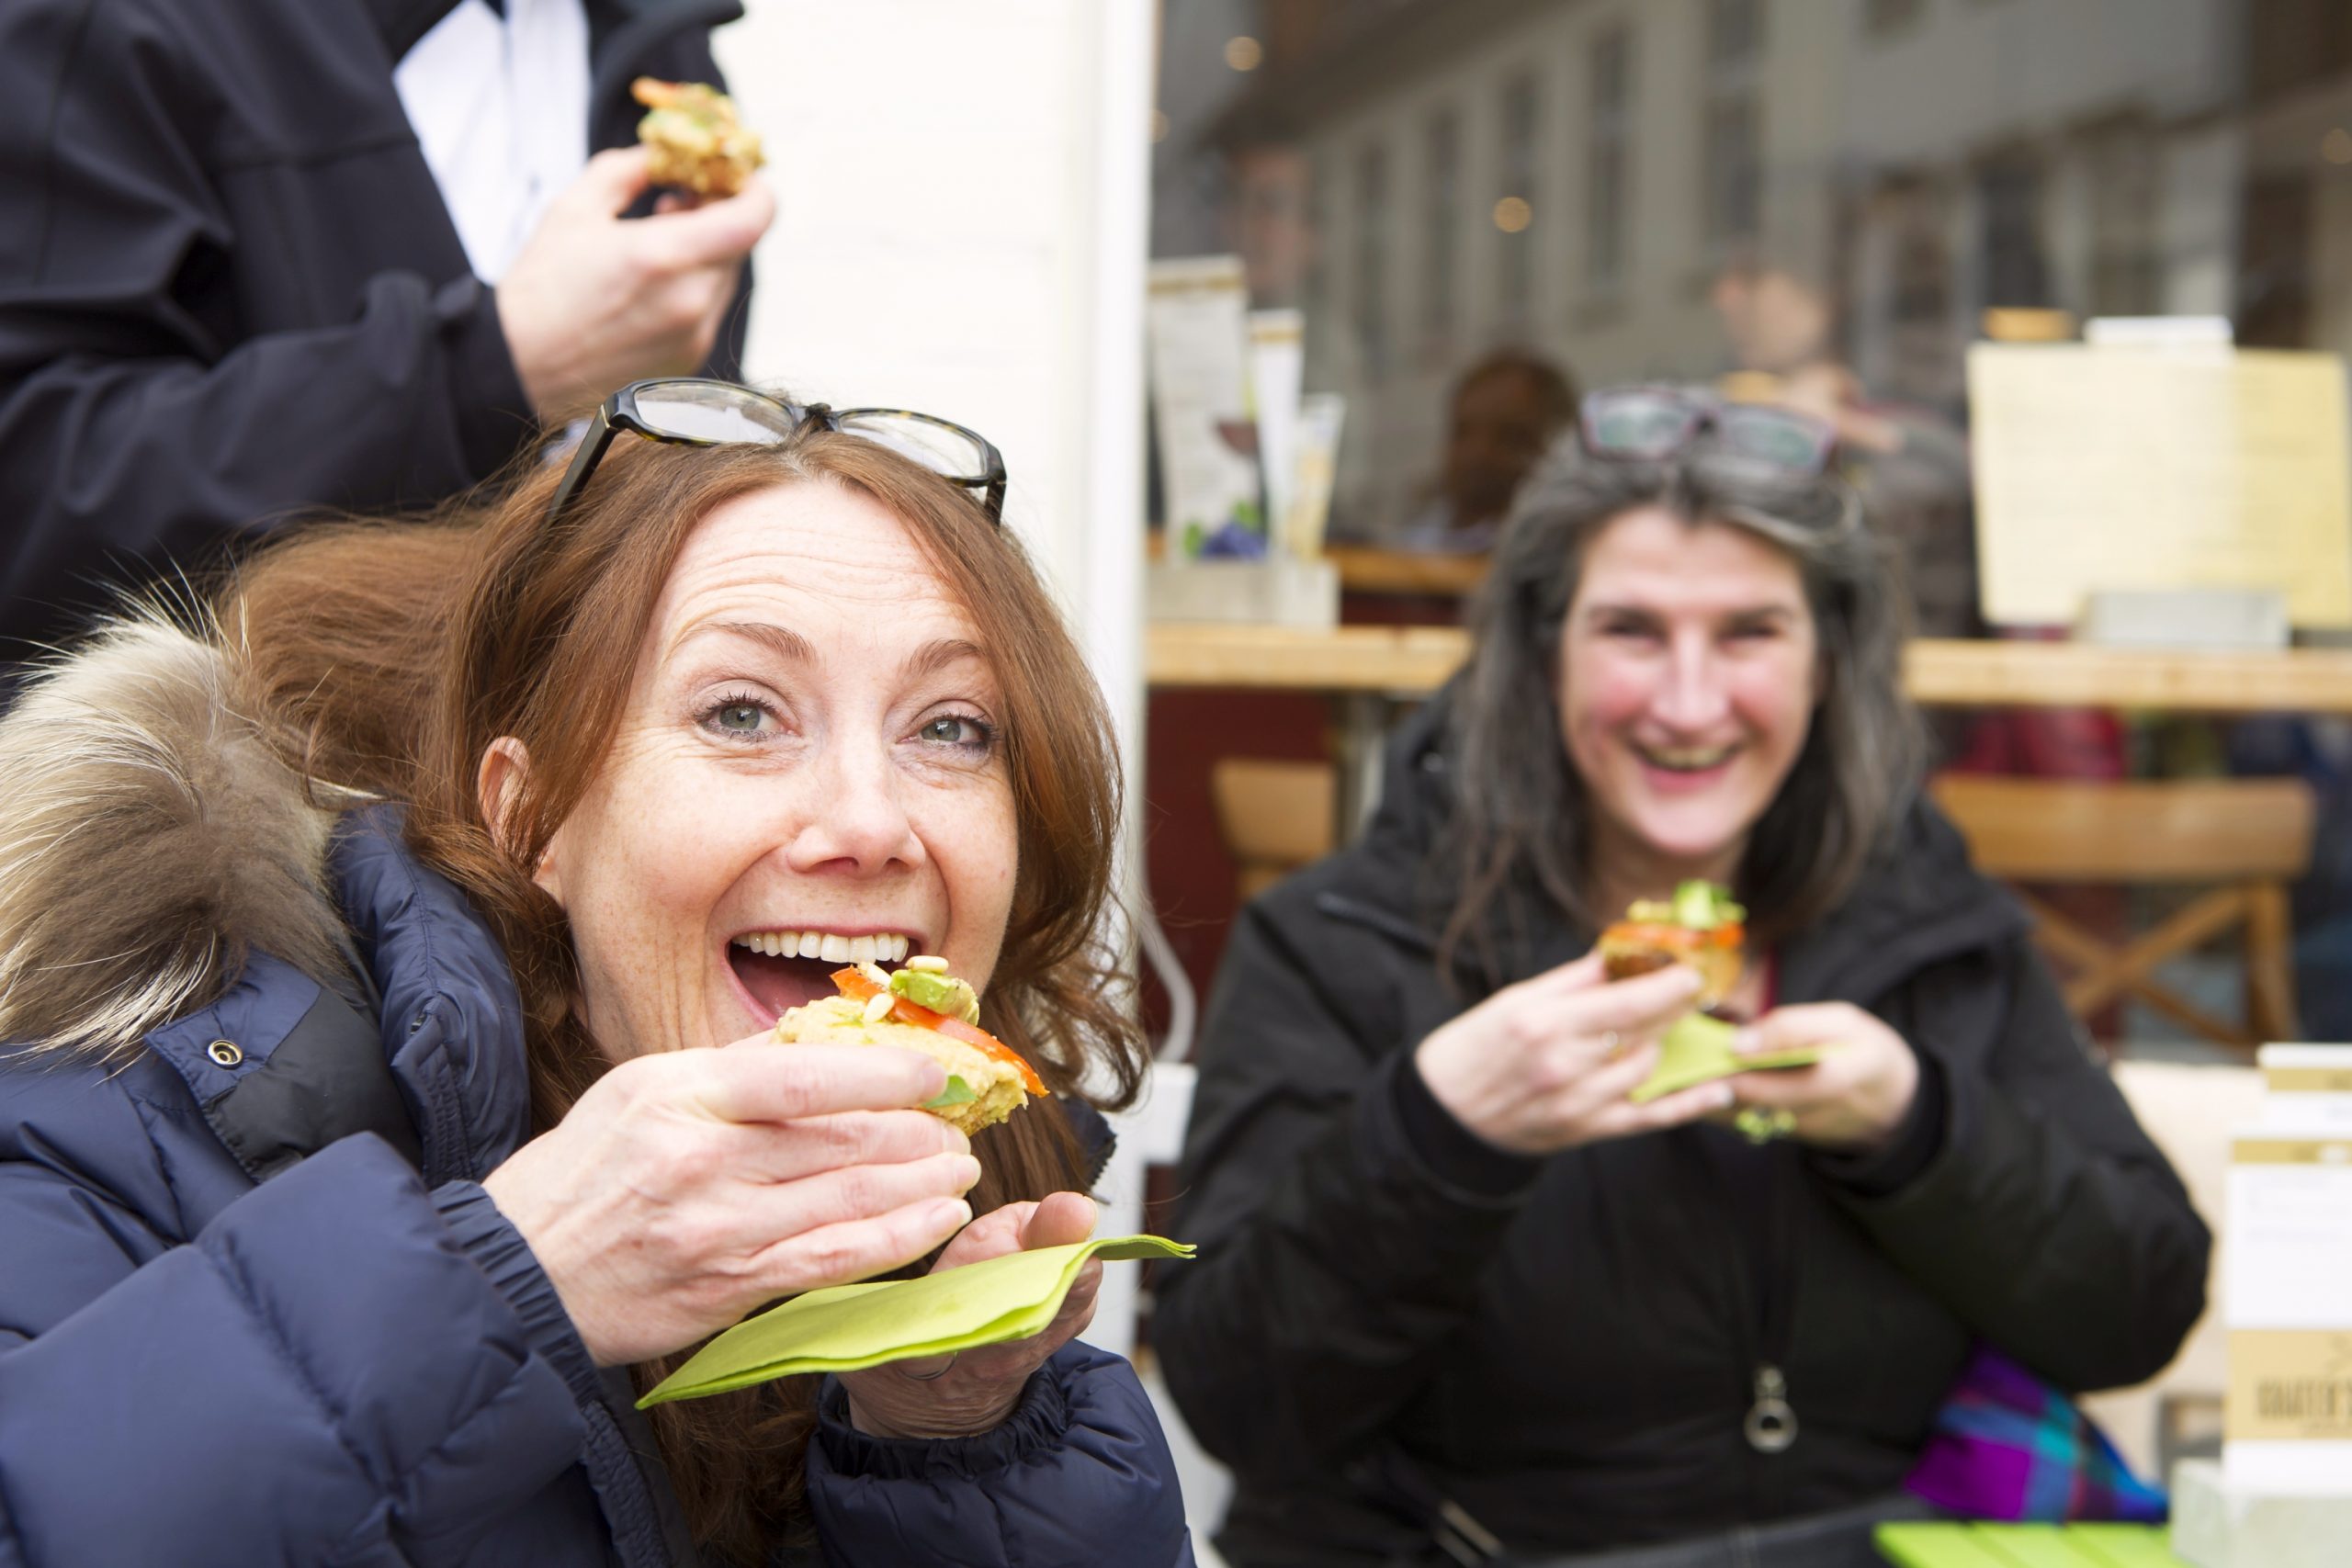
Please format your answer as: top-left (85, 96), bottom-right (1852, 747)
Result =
top-left (829, 965), bottom-right (1046, 1097)
top-left (831, 966), bottom-right (884, 1002)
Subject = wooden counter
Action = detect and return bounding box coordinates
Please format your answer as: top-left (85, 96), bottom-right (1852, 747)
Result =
top-left (1146, 625), bottom-right (2352, 712)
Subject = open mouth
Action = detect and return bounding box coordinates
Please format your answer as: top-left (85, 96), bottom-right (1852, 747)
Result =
top-left (726, 929), bottom-right (920, 1024)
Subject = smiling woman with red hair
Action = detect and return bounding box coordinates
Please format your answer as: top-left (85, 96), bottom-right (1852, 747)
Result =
top-left (1157, 389), bottom-right (2207, 1568)
top-left (0, 383), bottom-right (1190, 1567)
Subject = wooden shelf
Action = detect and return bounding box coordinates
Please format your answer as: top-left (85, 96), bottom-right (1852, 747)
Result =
top-left (1325, 546), bottom-right (1489, 597)
top-left (1146, 626), bottom-right (2352, 712)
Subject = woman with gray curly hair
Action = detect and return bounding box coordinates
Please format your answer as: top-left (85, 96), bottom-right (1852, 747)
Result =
top-left (1156, 388), bottom-right (2208, 1567)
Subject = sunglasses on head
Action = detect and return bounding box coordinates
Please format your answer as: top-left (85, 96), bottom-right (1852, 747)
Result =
top-left (543, 378), bottom-right (1010, 530)
top-left (1579, 385), bottom-right (1838, 479)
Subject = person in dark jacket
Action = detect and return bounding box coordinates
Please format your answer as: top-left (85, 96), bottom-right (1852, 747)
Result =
top-left (0, 389), bottom-right (1193, 1566)
top-left (1156, 389), bottom-right (2210, 1567)
top-left (0, 0), bottom-right (770, 658)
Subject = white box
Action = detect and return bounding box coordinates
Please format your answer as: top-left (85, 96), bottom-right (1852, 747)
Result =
top-left (2172, 1458), bottom-right (2352, 1568)
top-left (2222, 1129), bottom-right (2352, 1494)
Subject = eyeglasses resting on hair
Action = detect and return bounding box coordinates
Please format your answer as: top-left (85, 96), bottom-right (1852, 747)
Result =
top-left (543, 378), bottom-right (1010, 530)
top-left (1579, 385), bottom-right (1839, 479)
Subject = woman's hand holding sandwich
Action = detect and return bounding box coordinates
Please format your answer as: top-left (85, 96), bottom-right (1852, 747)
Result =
top-left (841, 1191), bottom-right (1106, 1438)
top-left (1415, 954), bottom-right (1736, 1155)
top-left (482, 1038), bottom-right (982, 1369)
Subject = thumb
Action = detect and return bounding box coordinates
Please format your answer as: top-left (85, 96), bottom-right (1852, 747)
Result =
top-left (1020, 1191), bottom-right (1098, 1251)
top-left (571, 146), bottom-right (654, 215)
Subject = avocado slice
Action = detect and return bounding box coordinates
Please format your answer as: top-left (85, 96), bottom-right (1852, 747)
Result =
top-left (890, 967), bottom-right (980, 1022)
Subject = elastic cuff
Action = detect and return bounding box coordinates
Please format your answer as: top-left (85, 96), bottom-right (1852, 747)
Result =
top-left (1811, 1052), bottom-right (1950, 1198)
top-left (434, 1179), bottom-right (605, 1403)
top-left (1389, 1049), bottom-right (1546, 1199)
top-left (438, 275), bottom-right (539, 479)
top-left (813, 1359), bottom-right (1069, 1480)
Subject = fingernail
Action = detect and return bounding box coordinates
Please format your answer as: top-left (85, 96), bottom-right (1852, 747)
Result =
top-left (1730, 1027), bottom-right (1760, 1054)
top-left (1712, 1086), bottom-right (1737, 1109)
top-left (936, 1198), bottom-right (973, 1230)
top-left (954, 1156), bottom-right (983, 1190)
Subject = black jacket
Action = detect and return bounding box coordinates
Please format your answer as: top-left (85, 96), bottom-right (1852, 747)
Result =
top-left (1155, 696), bottom-right (2211, 1565)
top-left (0, 0), bottom-right (749, 655)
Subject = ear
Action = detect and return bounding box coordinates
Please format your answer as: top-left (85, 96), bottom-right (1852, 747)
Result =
top-left (478, 738), bottom-right (563, 903)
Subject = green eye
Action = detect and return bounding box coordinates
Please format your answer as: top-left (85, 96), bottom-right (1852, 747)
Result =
top-left (716, 703), bottom-right (763, 733)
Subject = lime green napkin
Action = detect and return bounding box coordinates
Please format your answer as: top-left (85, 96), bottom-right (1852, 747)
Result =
top-left (1630, 1012), bottom-right (1822, 1103)
top-left (639, 1235), bottom-right (1197, 1406)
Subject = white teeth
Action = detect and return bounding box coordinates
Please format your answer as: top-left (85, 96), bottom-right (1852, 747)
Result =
top-left (734, 929), bottom-right (921, 962)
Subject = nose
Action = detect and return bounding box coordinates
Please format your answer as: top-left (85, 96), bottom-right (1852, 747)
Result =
top-left (782, 734), bottom-right (923, 876)
top-left (1653, 631), bottom-right (1731, 731)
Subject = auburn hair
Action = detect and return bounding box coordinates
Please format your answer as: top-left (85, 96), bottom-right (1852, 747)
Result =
top-left (224, 427), bottom-right (1145, 1564)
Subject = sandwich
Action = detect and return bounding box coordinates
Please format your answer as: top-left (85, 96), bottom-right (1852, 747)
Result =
top-left (631, 78), bottom-right (765, 197)
top-left (1598, 881), bottom-right (1746, 1009)
top-left (774, 959), bottom-right (1045, 1135)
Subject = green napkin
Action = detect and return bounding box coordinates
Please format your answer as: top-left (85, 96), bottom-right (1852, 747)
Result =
top-left (639, 1235), bottom-right (1197, 1406)
top-left (1630, 1011), bottom-right (1823, 1103)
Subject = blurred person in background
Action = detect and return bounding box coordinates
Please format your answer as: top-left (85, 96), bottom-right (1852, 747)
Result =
top-left (0, 387), bottom-right (1192, 1567)
top-left (1710, 254), bottom-right (1977, 645)
top-left (1394, 348), bottom-right (1580, 555)
top-left (1157, 389), bottom-right (2206, 1567)
top-left (0, 0), bottom-right (771, 658)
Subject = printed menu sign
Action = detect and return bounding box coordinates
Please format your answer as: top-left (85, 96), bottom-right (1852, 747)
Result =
top-left (1969, 344), bottom-right (2352, 628)
top-left (2224, 1131), bottom-right (2352, 1491)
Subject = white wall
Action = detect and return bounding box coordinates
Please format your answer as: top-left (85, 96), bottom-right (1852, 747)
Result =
top-left (715, 0), bottom-right (1151, 772)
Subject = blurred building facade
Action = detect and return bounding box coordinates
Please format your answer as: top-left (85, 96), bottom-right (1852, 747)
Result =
top-left (1160, 0), bottom-right (2352, 539)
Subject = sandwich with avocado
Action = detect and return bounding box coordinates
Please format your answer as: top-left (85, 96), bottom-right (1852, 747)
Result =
top-left (1598, 880), bottom-right (1746, 1008)
top-left (774, 958), bottom-right (1045, 1135)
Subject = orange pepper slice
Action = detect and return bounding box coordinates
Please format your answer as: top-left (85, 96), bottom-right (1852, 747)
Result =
top-left (827, 966), bottom-right (1046, 1097)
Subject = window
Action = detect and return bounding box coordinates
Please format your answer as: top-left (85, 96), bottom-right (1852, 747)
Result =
top-left (1977, 151), bottom-right (2051, 309)
top-left (2086, 124), bottom-right (2161, 318)
top-left (1497, 73), bottom-right (1541, 322)
top-left (1702, 0), bottom-right (1763, 250)
top-left (1588, 27), bottom-right (1633, 288)
top-left (1352, 141), bottom-right (1391, 375)
top-left (1422, 108), bottom-right (1461, 337)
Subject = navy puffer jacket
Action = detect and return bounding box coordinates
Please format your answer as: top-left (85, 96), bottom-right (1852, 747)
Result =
top-left (0, 625), bottom-right (1192, 1567)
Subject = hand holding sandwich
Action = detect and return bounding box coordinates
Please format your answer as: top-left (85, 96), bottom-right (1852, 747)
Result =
top-left (840, 1191), bottom-right (1107, 1439)
top-left (481, 1038), bottom-right (980, 1368)
top-left (1415, 954), bottom-right (1737, 1155)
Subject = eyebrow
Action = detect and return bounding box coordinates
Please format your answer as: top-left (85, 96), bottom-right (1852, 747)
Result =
top-left (688, 620), bottom-right (819, 664)
top-left (679, 622), bottom-right (989, 682)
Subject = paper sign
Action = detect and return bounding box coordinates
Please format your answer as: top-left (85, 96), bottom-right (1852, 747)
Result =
top-left (639, 1235), bottom-right (1197, 1406)
top-left (1148, 257), bottom-right (1264, 558)
top-left (1968, 344), bottom-right (2352, 627)
top-left (2224, 1131), bottom-right (2352, 1491)
top-left (1629, 1013), bottom-right (1821, 1103)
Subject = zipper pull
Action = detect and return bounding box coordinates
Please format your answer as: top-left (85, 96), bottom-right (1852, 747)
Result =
top-left (1744, 1363), bottom-right (1799, 1454)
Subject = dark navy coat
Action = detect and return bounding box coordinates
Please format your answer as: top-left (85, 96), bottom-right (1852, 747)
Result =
top-left (0, 808), bottom-right (1193, 1566)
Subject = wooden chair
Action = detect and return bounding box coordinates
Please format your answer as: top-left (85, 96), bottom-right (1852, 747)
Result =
top-left (1209, 759), bottom-right (1338, 903)
top-left (1930, 776), bottom-right (2315, 1051)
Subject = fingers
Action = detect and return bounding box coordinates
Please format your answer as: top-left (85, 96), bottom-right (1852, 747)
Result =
top-left (731, 1108), bottom-right (969, 1185)
top-left (1738, 1002), bottom-right (1853, 1054)
top-left (1563, 961), bottom-right (1705, 1036)
top-left (1589, 1077), bottom-right (1737, 1139)
top-left (694, 1043), bottom-right (946, 1122)
top-left (750, 1194), bottom-right (975, 1296)
top-left (575, 146), bottom-right (653, 214)
top-left (639, 179), bottom-right (775, 268)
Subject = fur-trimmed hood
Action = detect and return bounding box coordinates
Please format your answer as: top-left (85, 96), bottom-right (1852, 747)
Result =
top-left (0, 616), bottom-right (353, 1059)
